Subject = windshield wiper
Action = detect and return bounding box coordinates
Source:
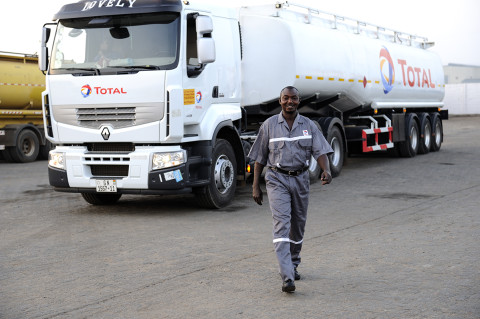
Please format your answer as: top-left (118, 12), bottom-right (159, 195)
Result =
top-left (109, 65), bottom-right (160, 70)
top-left (56, 67), bottom-right (101, 75)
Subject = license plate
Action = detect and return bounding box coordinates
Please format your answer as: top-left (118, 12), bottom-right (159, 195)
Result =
top-left (96, 179), bottom-right (117, 192)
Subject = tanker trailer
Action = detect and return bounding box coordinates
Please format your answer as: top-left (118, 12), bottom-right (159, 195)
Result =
top-left (240, 3), bottom-right (448, 177)
top-left (0, 52), bottom-right (50, 163)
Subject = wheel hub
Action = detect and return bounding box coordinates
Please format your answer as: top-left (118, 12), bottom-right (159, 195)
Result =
top-left (214, 155), bottom-right (234, 194)
top-left (410, 126), bottom-right (418, 150)
top-left (22, 137), bottom-right (34, 156)
top-left (424, 124), bottom-right (431, 148)
top-left (435, 123), bottom-right (442, 146)
top-left (330, 137), bottom-right (341, 167)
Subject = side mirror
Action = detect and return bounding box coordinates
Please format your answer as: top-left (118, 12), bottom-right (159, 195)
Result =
top-left (196, 16), bottom-right (213, 35)
top-left (110, 27), bottom-right (130, 39)
top-left (39, 46), bottom-right (49, 72)
top-left (195, 16), bottom-right (215, 64)
top-left (42, 27), bottom-right (51, 44)
top-left (39, 27), bottom-right (51, 71)
top-left (197, 38), bottom-right (215, 64)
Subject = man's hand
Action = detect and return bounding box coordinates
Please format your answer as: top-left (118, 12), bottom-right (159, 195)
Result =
top-left (320, 171), bottom-right (332, 185)
top-left (252, 162), bottom-right (265, 205)
top-left (317, 154), bottom-right (332, 185)
top-left (252, 185), bottom-right (263, 205)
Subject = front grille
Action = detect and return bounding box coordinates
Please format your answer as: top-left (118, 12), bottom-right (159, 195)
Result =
top-left (90, 165), bottom-right (129, 177)
top-left (86, 143), bottom-right (135, 153)
top-left (77, 107), bottom-right (136, 129)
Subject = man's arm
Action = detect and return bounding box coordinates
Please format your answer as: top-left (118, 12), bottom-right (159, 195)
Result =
top-left (317, 154), bottom-right (332, 185)
top-left (252, 162), bottom-right (265, 205)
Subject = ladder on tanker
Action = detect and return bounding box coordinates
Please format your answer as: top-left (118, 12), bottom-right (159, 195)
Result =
top-left (273, 1), bottom-right (434, 49)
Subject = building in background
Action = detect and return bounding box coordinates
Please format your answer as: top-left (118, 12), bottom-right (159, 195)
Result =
top-left (444, 63), bottom-right (480, 84)
top-left (443, 64), bottom-right (480, 115)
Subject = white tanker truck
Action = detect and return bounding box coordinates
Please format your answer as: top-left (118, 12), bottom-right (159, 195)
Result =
top-left (39, 0), bottom-right (447, 208)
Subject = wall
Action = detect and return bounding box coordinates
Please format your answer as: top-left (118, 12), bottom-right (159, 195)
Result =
top-left (444, 83), bottom-right (480, 115)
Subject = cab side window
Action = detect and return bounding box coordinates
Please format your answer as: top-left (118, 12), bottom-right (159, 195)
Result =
top-left (186, 13), bottom-right (204, 77)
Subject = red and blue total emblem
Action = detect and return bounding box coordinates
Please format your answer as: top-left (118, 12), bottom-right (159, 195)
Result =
top-left (81, 84), bottom-right (92, 98)
top-left (195, 91), bottom-right (202, 103)
top-left (379, 46), bottom-right (395, 94)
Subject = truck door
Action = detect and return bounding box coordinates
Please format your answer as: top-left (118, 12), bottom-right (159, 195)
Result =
top-left (182, 13), bottom-right (217, 126)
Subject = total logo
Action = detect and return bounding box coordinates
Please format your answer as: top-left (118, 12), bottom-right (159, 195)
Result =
top-left (195, 91), bottom-right (202, 103)
top-left (379, 47), bottom-right (395, 94)
top-left (379, 46), bottom-right (436, 95)
top-left (80, 85), bottom-right (127, 97)
top-left (81, 85), bottom-right (92, 98)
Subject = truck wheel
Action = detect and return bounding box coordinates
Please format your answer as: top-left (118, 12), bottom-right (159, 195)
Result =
top-left (399, 113), bottom-right (419, 158)
top-left (327, 126), bottom-right (344, 177)
top-left (308, 156), bottom-right (321, 183)
top-left (196, 139), bottom-right (237, 208)
top-left (8, 129), bottom-right (40, 163)
top-left (418, 113), bottom-right (432, 155)
top-left (39, 140), bottom-right (54, 160)
top-left (430, 113), bottom-right (443, 152)
top-left (308, 120), bottom-right (322, 183)
top-left (81, 193), bottom-right (122, 205)
top-left (1, 149), bottom-right (15, 162)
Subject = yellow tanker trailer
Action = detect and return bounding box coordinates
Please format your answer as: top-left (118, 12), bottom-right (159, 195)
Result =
top-left (0, 51), bottom-right (50, 162)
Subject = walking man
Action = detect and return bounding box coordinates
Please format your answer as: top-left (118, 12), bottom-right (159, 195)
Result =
top-left (248, 86), bottom-right (333, 292)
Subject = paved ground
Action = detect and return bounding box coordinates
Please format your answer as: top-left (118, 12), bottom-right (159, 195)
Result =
top-left (1, 116), bottom-right (479, 318)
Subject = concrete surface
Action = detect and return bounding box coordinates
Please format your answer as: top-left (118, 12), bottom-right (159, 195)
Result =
top-left (1, 116), bottom-right (479, 318)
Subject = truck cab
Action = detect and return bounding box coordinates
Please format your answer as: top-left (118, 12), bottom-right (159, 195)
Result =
top-left (40, 0), bottom-right (245, 207)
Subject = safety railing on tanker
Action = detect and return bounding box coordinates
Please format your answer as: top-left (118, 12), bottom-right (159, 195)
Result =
top-left (275, 1), bottom-right (435, 49)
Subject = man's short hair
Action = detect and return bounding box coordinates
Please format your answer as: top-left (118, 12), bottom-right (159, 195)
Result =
top-left (280, 86), bottom-right (299, 97)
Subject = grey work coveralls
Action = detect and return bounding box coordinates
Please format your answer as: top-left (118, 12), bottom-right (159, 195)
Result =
top-left (248, 112), bottom-right (333, 282)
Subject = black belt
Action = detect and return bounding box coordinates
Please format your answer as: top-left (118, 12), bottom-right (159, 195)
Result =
top-left (270, 166), bottom-right (308, 176)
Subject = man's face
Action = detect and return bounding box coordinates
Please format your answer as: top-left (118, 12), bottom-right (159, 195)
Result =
top-left (280, 88), bottom-right (300, 115)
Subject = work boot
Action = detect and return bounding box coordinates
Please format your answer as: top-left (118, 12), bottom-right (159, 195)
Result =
top-left (282, 279), bottom-right (295, 292)
top-left (294, 268), bottom-right (301, 281)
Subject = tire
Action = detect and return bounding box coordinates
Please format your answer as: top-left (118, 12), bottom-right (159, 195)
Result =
top-left (398, 113), bottom-right (419, 158)
top-left (430, 113), bottom-right (443, 152)
top-left (196, 139), bottom-right (237, 208)
top-left (39, 140), bottom-right (54, 160)
top-left (8, 129), bottom-right (40, 163)
top-left (418, 113), bottom-right (432, 155)
top-left (327, 125), bottom-right (344, 177)
top-left (81, 193), bottom-right (122, 205)
top-left (308, 120), bottom-right (322, 183)
top-left (1, 149), bottom-right (15, 162)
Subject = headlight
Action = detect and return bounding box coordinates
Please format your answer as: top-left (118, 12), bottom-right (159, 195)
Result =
top-left (48, 152), bottom-right (65, 170)
top-left (152, 151), bottom-right (185, 170)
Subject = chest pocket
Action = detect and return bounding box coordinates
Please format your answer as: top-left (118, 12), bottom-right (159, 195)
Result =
top-left (270, 140), bottom-right (285, 165)
top-left (298, 138), bottom-right (313, 160)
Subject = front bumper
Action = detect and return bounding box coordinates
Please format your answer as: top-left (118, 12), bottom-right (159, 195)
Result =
top-left (49, 145), bottom-right (211, 195)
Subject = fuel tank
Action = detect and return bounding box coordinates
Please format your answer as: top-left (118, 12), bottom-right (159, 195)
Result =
top-left (0, 52), bottom-right (45, 110)
top-left (240, 4), bottom-right (445, 110)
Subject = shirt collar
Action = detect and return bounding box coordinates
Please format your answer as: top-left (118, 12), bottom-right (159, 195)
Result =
top-left (277, 111), bottom-right (303, 125)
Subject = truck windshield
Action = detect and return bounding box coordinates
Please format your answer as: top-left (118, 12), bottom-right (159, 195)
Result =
top-left (50, 12), bottom-right (179, 74)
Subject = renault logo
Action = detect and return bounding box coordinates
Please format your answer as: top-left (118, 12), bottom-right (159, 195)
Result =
top-left (101, 127), bottom-right (110, 140)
